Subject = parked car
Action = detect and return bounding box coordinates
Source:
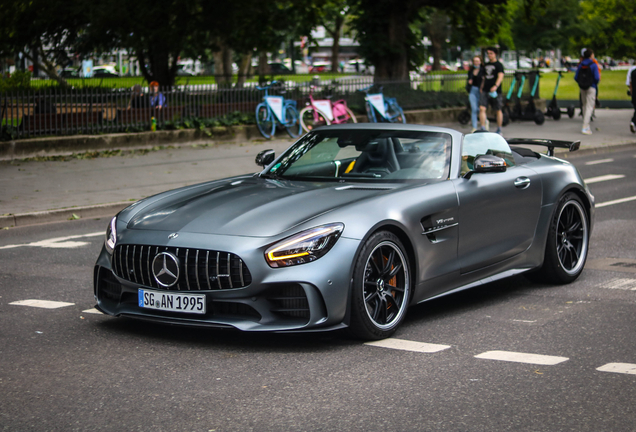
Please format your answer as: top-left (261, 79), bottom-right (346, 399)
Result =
top-left (94, 124), bottom-right (593, 340)
top-left (59, 68), bottom-right (79, 78)
top-left (92, 65), bottom-right (119, 78)
top-left (267, 62), bottom-right (293, 75)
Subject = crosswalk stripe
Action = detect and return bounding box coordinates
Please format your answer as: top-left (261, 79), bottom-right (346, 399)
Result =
top-left (597, 363), bottom-right (636, 375)
top-left (82, 308), bottom-right (104, 314)
top-left (0, 232), bottom-right (103, 250)
top-left (597, 195), bottom-right (636, 208)
top-left (474, 350), bottom-right (568, 365)
top-left (585, 158), bottom-right (614, 165)
top-left (10, 299), bottom-right (75, 309)
top-left (365, 338), bottom-right (451, 353)
top-left (584, 174), bottom-right (625, 184)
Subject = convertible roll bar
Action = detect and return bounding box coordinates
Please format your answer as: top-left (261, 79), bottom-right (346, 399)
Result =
top-left (506, 138), bottom-right (581, 157)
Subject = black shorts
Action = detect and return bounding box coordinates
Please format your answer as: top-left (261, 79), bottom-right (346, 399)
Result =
top-left (479, 91), bottom-right (503, 111)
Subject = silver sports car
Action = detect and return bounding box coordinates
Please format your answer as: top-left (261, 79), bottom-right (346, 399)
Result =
top-left (93, 124), bottom-right (594, 340)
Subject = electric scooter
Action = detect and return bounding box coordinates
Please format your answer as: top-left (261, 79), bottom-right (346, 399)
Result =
top-left (509, 71), bottom-right (545, 125)
top-left (546, 71), bottom-right (575, 120)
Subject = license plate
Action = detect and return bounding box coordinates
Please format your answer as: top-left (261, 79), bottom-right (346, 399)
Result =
top-left (138, 289), bottom-right (206, 314)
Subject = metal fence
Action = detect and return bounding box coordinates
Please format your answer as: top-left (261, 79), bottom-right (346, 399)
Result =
top-left (1, 73), bottom-right (537, 140)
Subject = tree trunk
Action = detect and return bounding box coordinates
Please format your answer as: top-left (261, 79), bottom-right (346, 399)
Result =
top-left (22, 46), bottom-right (69, 88)
top-left (427, 10), bottom-right (447, 72)
top-left (235, 53), bottom-right (252, 88)
top-left (257, 51), bottom-right (269, 84)
top-left (330, 16), bottom-right (344, 73)
top-left (374, 4), bottom-right (410, 81)
top-left (214, 43), bottom-right (233, 88)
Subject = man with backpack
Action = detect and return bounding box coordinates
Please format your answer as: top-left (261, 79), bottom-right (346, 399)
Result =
top-left (575, 49), bottom-right (600, 135)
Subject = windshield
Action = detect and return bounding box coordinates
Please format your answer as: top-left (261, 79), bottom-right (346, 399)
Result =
top-left (265, 129), bottom-right (452, 182)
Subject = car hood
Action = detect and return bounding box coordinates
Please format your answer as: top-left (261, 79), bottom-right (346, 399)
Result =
top-left (124, 176), bottom-right (398, 237)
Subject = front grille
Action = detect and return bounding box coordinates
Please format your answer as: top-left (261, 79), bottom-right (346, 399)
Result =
top-left (112, 244), bottom-right (252, 290)
top-left (266, 284), bottom-right (310, 320)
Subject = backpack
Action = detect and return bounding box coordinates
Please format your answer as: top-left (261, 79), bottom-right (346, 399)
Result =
top-left (577, 65), bottom-right (594, 90)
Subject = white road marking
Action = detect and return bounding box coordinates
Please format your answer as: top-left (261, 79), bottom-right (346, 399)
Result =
top-left (597, 363), bottom-right (636, 375)
top-left (0, 232), bottom-right (103, 250)
top-left (597, 195), bottom-right (636, 208)
top-left (513, 319), bottom-right (537, 323)
top-left (82, 308), bottom-right (104, 314)
top-left (584, 174), bottom-right (625, 184)
top-left (10, 299), bottom-right (75, 309)
top-left (475, 350), bottom-right (569, 365)
top-left (585, 158), bottom-right (614, 165)
top-left (365, 338), bottom-right (451, 353)
top-left (599, 278), bottom-right (636, 290)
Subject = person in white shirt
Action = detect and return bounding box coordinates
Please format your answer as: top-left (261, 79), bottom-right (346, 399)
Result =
top-left (627, 65), bottom-right (636, 133)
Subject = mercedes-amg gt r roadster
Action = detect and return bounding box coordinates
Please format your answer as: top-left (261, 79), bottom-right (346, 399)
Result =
top-left (94, 124), bottom-right (593, 340)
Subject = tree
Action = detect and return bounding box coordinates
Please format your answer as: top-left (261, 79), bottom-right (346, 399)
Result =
top-left (351, 0), bottom-right (538, 80)
top-left (0, 0), bottom-right (89, 86)
top-left (319, 0), bottom-right (351, 73)
top-left (509, 0), bottom-right (583, 55)
top-left (81, 0), bottom-right (204, 87)
top-left (199, 0), bottom-right (321, 86)
top-left (578, 0), bottom-right (636, 59)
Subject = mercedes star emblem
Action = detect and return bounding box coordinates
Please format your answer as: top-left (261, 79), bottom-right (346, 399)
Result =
top-left (152, 252), bottom-right (180, 287)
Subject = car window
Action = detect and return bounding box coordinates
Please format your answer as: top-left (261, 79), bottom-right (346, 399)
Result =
top-left (461, 132), bottom-right (516, 175)
top-left (267, 130), bottom-right (451, 182)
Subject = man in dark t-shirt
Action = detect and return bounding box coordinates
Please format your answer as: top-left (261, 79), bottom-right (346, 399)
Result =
top-left (479, 47), bottom-right (505, 134)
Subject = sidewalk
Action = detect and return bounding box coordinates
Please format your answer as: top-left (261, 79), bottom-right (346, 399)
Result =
top-left (1, 108), bottom-right (635, 229)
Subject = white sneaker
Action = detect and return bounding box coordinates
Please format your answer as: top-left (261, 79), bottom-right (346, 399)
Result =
top-left (582, 127), bottom-right (592, 135)
top-left (631, 122), bottom-right (635, 133)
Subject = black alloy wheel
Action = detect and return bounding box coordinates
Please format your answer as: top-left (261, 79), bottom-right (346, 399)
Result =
top-left (535, 192), bottom-right (589, 284)
top-left (348, 231), bottom-right (411, 340)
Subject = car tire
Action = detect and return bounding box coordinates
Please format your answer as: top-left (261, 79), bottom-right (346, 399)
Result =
top-left (348, 231), bottom-right (411, 340)
top-left (533, 192), bottom-right (590, 284)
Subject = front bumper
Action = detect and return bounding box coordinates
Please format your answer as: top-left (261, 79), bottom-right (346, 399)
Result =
top-left (93, 233), bottom-right (360, 332)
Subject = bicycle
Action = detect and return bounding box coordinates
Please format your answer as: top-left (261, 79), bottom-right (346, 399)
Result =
top-left (255, 81), bottom-right (302, 139)
top-left (359, 85), bottom-right (406, 123)
top-left (299, 85), bottom-right (357, 132)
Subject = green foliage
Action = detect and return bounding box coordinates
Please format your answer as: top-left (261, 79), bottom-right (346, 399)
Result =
top-left (0, 71), bottom-right (32, 92)
top-left (578, 0), bottom-right (636, 59)
top-left (509, 0), bottom-right (583, 53)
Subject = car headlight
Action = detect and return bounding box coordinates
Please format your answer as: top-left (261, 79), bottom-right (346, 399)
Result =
top-left (105, 216), bottom-right (117, 254)
top-left (265, 223), bottom-right (344, 268)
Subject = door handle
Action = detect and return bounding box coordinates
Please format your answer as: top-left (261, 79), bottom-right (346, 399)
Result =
top-left (514, 177), bottom-right (531, 189)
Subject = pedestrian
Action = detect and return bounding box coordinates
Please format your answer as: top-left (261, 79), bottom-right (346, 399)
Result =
top-left (149, 81), bottom-right (165, 110)
top-left (128, 84), bottom-right (147, 109)
top-left (467, 55), bottom-right (484, 132)
top-left (627, 64), bottom-right (636, 133)
top-left (575, 49), bottom-right (600, 135)
top-left (479, 47), bottom-right (505, 134)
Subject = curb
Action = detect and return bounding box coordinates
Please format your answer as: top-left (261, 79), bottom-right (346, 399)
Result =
top-left (1, 202), bottom-right (130, 229)
top-left (0, 125), bottom-right (265, 161)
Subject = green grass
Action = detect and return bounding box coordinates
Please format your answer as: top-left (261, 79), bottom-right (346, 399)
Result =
top-left (540, 70), bottom-right (630, 100)
top-left (28, 73), bottom-right (356, 89)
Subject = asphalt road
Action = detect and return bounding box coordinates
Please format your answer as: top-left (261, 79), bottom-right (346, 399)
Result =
top-left (1, 148), bottom-right (635, 431)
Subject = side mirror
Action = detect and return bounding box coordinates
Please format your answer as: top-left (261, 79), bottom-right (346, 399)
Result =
top-left (464, 154), bottom-right (506, 179)
top-left (255, 149), bottom-right (275, 167)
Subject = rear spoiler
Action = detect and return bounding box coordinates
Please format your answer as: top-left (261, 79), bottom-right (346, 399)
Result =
top-left (506, 138), bottom-right (580, 157)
